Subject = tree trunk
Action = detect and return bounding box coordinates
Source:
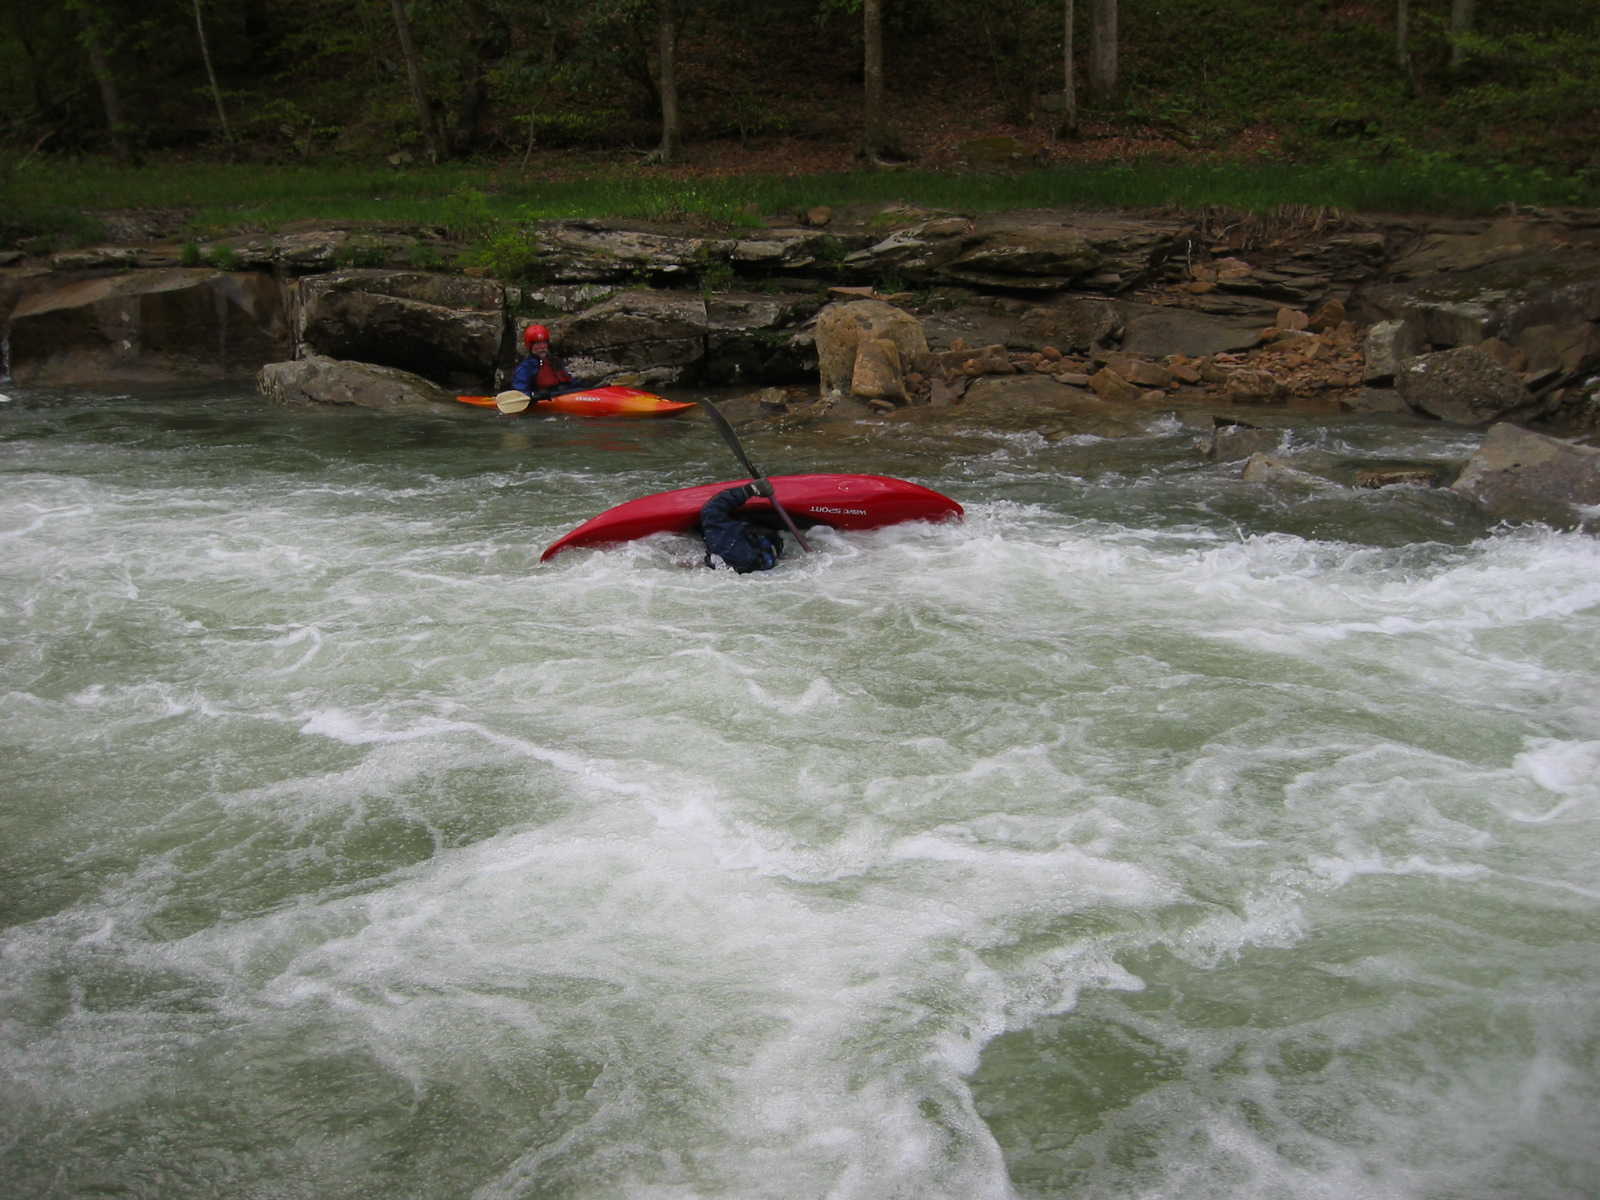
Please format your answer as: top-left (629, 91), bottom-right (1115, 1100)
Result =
top-left (451, 0), bottom-right (510, 155)
top-left (1395, 0), bottom-right (1416, 94)
top-left (78, 8), bottom-right (131, 162)
top-left (655, 0), bottom-right (680, 164)
top-left (862, 0), bottom-right (887, 159)
top-left (1061, 0), bottom-right (1078, 135)
top-left (192, 0), bottom-right (233, 143)
top-left (1450, 0), bottom-right (1476, 73)
top-left (390, 0), bottom-right (443, 162)
top-left (1088, 0), bottom-right (1117, 104)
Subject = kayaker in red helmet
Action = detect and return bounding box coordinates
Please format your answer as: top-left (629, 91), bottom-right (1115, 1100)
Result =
top-left (509, 322), bottom-right (581, 404)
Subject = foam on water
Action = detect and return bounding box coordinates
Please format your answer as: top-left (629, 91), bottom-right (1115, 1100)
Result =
top-left (3, 392), bottom-right (1598, 1198)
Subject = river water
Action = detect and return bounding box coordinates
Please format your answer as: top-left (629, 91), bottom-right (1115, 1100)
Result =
top-left (2, 384), bottom-right (1597, 1200)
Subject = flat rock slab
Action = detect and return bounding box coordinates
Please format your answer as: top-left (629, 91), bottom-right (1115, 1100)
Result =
top-left (1451, 422), bottom-right (1600, 529)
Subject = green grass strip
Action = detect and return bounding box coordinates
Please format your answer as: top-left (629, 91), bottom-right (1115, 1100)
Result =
top-left (7, 156), bottom-right (1596, 248)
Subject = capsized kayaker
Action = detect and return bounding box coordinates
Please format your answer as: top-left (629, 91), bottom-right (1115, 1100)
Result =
top-left (699, 480), bottom-right (784, 573)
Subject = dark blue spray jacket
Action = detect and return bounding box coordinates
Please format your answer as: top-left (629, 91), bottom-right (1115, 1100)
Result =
top-left (699, 484), bottom-right (783, 573)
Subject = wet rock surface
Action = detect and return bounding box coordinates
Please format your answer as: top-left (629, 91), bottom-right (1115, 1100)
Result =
top-left (6, 204), bottom-right (1600, 525)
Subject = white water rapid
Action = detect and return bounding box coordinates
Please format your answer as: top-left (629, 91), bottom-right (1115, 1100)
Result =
top-left (3, 386), bottom-right (1597, 1199)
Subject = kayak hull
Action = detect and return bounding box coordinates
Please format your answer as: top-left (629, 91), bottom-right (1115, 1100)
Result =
top-left (540, 474), bottom-right (963, 561)
top-left (456, 386), bottom-right (696, 418)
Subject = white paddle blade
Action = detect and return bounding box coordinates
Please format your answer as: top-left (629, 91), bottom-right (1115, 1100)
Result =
top-left (496, 389), bottom-right (531, 414)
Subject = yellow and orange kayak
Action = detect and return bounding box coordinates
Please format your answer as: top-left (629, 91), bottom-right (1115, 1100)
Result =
top-left (455, 385), bottom-right (697, 419)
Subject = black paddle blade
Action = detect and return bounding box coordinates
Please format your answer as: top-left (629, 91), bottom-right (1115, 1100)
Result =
top-left (702, 402), bottom-right (811, 554)
top-left (703, 400), bottom-right (761, 479)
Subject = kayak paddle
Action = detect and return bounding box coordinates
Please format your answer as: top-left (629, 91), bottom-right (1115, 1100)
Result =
top-left (494, 382), bottom-right (591, 413)
top-left (702, 402), bottom-right (812, 553)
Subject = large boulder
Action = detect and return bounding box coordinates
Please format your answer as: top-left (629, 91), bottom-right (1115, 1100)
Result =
top-left (1396, 345), bottom-right (1534, 425)
top-left (256, 354), bottom-right (457, 414)
top-left (702, 292), bottom-right (823, 385)
top-left (554, 289), bottom-right (709, 386)
top-left (1451, 423), bottom-right (1600, 529)
top-left (814, 300), bottom-right (929, 403)
top-left (295, 270), bottom-right (506, 390)
top-left (6, 268), bottom-right (289, 384)
top-left (1362, 318), bottom-right (1427, 384)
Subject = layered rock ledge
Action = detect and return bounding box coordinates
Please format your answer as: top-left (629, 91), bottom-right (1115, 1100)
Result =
top-left (4, 204), bottom-right (1598, 526)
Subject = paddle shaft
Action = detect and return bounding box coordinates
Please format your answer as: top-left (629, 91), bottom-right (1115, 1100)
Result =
top-left (533, 382), bottom-right (588, 400)
top-left (702, 403), bottom-right (812, 553)
top-left (495, 383), bottom-right (584, 413)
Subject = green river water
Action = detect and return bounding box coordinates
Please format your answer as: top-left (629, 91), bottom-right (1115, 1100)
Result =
top-left (1, 385), bottom-right (1597, 1199)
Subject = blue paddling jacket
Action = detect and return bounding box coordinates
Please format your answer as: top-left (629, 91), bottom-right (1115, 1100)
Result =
top-left (699, 484), bottom-right (784, 573)
top-left (511, 353), bottom-right (576, 397)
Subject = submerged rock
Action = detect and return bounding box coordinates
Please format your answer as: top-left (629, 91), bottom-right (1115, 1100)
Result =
top-left (1451, 422), bottom-right (1600, 529)
top-left (1240, 453), bottom-right (1336, 488)
top-left (1207, 420), bottom-right (1282, 461)
top-left (256, 354), bottom-right (457, 414)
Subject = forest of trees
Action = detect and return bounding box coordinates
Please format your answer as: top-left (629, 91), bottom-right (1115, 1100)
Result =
top-left (1, 0), bottom-right (1596, 175)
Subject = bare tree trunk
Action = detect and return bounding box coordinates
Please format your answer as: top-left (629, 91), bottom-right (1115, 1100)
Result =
top-left (391, 0), bottom-right (443, 162)
top-left (79, 10), bottom-right (131, 162)
top-left (1061, 0), bottom-right (1078, 135)
top-left (1395, 0), bottom-right (1417, 94)
top-left (862, 0), bottom-right (887, 159)
top-left (1088, 0), bottom-right (1117, 104)
top-left (192, 0), bottom-right (233, 143)
top-left (654, 0), bottom-right (680, 163)
top-left (1450, 0), bottom-right (1476, 73)
top-left (451, 0), bottom-right (509, 155)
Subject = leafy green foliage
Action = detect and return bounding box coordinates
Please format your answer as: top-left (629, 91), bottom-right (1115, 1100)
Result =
top-left (440, 187), bottom-right (499, 242)
top-left (406, 240), bottom-right (446, 269)
top-left (335, 239), bottom-right (388, 268)
top-left (1, 0), bottom-right (1597, 241)
top-left (235, 97), bottom-right (341, 161)
top-left (1438, 29), bottom-right (1600, 166)
top-left (463, 221), bottom-right (542, 281)
top-left (694, 248), bottom-right (736, 295)
top-left (1108, 0), bottom-right (1600, 173)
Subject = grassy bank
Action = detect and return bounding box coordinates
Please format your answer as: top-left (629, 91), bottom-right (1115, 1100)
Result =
top-left (5, 154), bottom-right (1596, 254)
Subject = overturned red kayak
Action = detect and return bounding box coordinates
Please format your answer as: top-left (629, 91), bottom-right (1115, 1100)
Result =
top-left (540, 474), bottom-right (963, 562)
top-left (456, 386), bottom-right (696, 419)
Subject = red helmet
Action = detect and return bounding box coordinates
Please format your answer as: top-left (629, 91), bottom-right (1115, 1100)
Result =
top-left (523, 323), bottom-right (551, 348)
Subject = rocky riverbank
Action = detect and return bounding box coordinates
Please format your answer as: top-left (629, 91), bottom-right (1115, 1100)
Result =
top-left (4, 202), bottom-right (1599, 526)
